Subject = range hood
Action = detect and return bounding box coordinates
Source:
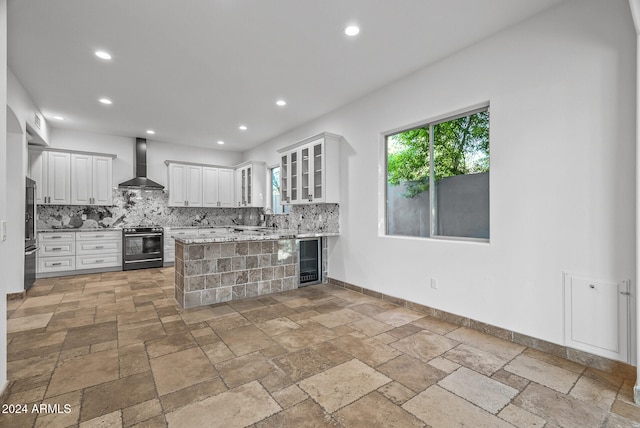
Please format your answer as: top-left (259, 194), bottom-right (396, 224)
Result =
top-left (118, 138), bottom-right (164, 190)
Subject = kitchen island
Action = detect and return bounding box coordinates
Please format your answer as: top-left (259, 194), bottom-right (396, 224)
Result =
top-left (173, 228), bottom-right (337, 308)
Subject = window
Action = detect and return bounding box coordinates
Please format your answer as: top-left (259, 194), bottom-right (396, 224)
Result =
top-left (270, 166), bottom-right (289, 214)
top-left (385, 107), bottom-right (489, 240)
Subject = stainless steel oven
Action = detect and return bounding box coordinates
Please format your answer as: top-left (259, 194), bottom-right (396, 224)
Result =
top-left (122, 227), bottom-right (164, 270)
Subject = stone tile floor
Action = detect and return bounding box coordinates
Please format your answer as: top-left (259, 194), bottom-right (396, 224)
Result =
top-left (2, 267), bottom-right (639, 427)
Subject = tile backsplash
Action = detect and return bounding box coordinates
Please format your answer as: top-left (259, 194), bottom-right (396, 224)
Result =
top-left (37, 189), bottom-right (339, 232)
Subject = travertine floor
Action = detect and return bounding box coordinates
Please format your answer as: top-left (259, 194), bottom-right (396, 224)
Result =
top-left (3, 267), bottom-right (639, 427)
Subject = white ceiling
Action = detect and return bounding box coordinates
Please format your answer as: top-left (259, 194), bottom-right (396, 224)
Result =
top-left (8, 0), bottom-right (565, 152)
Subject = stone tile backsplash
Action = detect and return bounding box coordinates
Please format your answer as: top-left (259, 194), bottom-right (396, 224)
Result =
top-left (36, 189), bottom-right (340, 232)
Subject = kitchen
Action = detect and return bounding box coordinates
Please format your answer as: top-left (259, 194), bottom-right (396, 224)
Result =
top-left (2, 0), bottom-right (640, 426)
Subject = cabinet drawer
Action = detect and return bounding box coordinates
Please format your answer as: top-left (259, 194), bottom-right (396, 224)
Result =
top-left (198, 227), bottom-right (233, 235)
top-left (39, 232), bottom-right (75, 241)
top-left (76, 254), bottom-right (122, 270)
top-left (76, 231), bottom-right (121, 241)
top-left (41, 242), bottom-right (75, 256)
top-left (76, 240), bottom-right (122, 255)
top-left (38, 255), bottom-right (75, 273)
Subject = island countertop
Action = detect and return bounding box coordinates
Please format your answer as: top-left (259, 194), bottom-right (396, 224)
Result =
top-left (173, 228), bottom-right (338, 244)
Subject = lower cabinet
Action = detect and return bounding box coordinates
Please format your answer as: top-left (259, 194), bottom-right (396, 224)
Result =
top-left (75, 231), bottom-right (122, 270)
top-left (37, 231), bottom-right (122, 277)
top-left (164, 228), bottom-right (194, 265)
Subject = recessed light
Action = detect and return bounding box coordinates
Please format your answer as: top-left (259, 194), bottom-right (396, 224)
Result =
top-left (53, 116), bottom-right (65, 121)
top-left (146, 130), bottom-right (155, 135)
top-left (344, 25), bottom-right (360, 36)
top-left (95, 50), bottom-right (112, 60)
top-left (99, 98), bottom-right (112, 105)
top-left (239, 125), bottom-right (248, 131)
top-left (276, 99), bottom-right (287, 107)
top-left (217, 140), bottom-right (225, 145)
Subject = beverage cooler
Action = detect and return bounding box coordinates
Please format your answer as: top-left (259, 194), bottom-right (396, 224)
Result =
top-left (298, 238), bottom-right (321, 286)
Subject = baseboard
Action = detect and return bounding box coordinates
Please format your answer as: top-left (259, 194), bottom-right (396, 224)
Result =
top-left (0, 380), bottom-right (14, 405)
top-left (327, 277), bottom-right (636, 380)
top-left (6, 291), bottom-right (25, 300)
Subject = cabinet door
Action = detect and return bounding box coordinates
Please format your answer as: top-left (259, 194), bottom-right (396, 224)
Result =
top-left (47, 151), bottom-right (71, 205)
top-left (290, 151), bottom-right (299, 203)
top-left (301, 146), bottom-right (311, 202)
top-left (202, 167), bottom-right (220, 207)
top-left (280, 154), bottom-right (289, 204)
top-left (92, 156), bottom-right (113, 205)
top-left (185, 165), bottom-right (203, 206)
top-left (71, 153), bottom-right (92, 205)
top-left (246, 166), bottom-right (252, 206)
top-left (218, 168), bottom-right (234, 207)
top-left (168, 163), bottom-right (187, 206)
top-left (311, 141), bottom-right (324, 201)
top-left (28, 150), bottom-right (47, 204)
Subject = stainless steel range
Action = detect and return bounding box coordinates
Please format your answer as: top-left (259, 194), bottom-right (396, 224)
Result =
top-left (122, 226), bottom-right (164, 270)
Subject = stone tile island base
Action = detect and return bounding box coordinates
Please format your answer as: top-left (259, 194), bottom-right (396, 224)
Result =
top-left (175, 239), bottom-right (298, 308)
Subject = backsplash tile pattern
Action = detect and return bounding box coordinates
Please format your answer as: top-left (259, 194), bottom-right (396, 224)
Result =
top-left (36, 189), bottom-right (340, 232)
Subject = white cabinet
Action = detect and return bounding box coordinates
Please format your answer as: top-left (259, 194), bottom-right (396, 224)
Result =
top-left (71, 154), bottom-right (113, 205)
top-left (563, 273), bottom-right (631, 362)
top-left (29, 149), bottom-right (115, 206)
top-left (203, 167), bottom-right (234, 207)
top-left (37, 232), bottom-right (76, 274)
top-left (277, 132), bottom-right (341, 205)
top-left (29, 150), bottom-right (71, 205)
top-left (37, 230), bottom-right (122, 276)
top-left (75, 231), bottom-right (122, 270)
top-left (168, 163), bottom-right (203, 207)
top-left (234, 161), bottom-right (266, 207)
top-left (163, 227), bottom-right (196, 264)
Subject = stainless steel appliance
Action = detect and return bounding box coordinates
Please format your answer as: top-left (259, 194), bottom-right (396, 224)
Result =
top-left (298, 238), bottom-right (321, 286)
top-left (25, 177), bottom-right (37, 290)
top-left (122, 226), bottom-right (164, 270)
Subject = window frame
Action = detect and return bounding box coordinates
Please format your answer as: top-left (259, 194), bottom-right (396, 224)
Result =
top-left (380, 102), bottom-right (490, 243)
top-left (268, 164), bottom-right (289, 215)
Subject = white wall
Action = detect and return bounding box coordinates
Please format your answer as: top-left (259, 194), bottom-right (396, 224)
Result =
top-left (0, 0), bottom-right (9, 398)
top-left (7, 68), bottom-right (49, 145)
top-left (245, 0), bottom-right (637, 362)
top-left (48, 128), bottom-right (243, 187)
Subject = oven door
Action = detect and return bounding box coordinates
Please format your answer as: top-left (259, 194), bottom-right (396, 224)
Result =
top-left (123, 232), bottom-right (163, 268)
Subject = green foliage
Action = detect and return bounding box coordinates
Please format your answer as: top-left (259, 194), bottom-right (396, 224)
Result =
top-left (387, 111), bottom-right (489, 198)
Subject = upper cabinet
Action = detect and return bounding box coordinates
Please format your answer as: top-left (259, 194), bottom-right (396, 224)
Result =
top-left (278, 132), bottom-right (342, 205)
top-left (29, 150), bottom-right (70, 205)
top-left (167, 163), bottom-right (203, 207)
top-left (203, 166), bottom-right (234, 208)
top-left (29, 148), bottom-right (116, 206)
top-left (166, 161), bottom-right (235, 208)
top-left (234, 161), bottom-right (266, 207)
top-left (71, 154), bottom-right (113, 205)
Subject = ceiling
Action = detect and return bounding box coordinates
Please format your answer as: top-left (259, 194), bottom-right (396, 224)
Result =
top-left (8, 0), bottom-right (565, 152)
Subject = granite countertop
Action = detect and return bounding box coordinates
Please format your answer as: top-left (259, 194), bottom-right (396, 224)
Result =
top-left (38, 227), bottom-right (122, 232)
top-left (174, 229), bottom-right (339, 244)
top-left (38, 226), bottom-right (339, 241)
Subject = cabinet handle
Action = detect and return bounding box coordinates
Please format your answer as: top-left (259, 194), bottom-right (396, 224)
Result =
top-left (50, 236), bottom-right (62, 239)
top-left (95, 245), bottom-right (104, 249)
top-left (51, 247), bottom-right (63, 251)
top-left (308, 194), bottom-right (313, 201)
top-left (51, 262), bottom-right (62, 266)
top-left (95, 235), bottom-right (104, 238)
top-left (95, 259), bottom-right (104, 263)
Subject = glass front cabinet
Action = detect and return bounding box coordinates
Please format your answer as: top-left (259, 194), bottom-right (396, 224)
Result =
top-left (277, 132), bottom-right (341, 205)
top-left (234, 161), bottom-right (266, 207)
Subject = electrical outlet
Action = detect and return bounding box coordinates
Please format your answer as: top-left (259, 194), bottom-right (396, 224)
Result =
top-left (430, 278), bottom-right (438, 289)
top-left (82, 214), bottom-right (87, 220)
top-left (0, 220), bottom-right (6, 241)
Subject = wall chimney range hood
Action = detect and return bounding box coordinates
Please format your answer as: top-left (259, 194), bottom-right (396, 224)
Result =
top-left (118, 138), bottom-right (164, 190)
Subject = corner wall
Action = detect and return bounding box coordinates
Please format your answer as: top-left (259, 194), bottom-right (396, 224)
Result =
top-left (245, 0), bottom-right (637, 364)
top-left (0, 0), bottom-right (9, 398)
